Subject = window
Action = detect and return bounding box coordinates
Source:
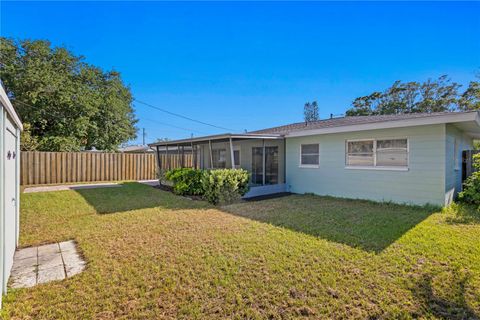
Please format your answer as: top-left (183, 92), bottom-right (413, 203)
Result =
top-left (300, 144), bottom-right (320, 167)
top-left (346, 140), bottom-right (374, 166)
top-left (454, 138), bottom-right (460, 170)
top-left (212, 149), bottom-right (226, 168)
top-left (346, 138), bottom-right (408, 169)
top-left (233, 150), bottom-right (240, 168)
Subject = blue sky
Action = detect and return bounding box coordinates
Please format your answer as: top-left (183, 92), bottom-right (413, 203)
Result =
top-left (1, 1), bottom-right (479, 144)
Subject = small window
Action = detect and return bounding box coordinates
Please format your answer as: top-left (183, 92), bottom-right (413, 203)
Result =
top-left (300, 144), bottom-right (319, 167)
top-left (233, 150), bottom-right (240, 167)
top-left (212, 149), bottom-right (226, 168)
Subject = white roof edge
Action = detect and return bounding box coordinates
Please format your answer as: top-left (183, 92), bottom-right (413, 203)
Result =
top-left (148, 133), bottom-right (283, 147)
top-left (0, 85), bottom-right (23, 130)
top-left (286, 112), bottom-right (480, 138)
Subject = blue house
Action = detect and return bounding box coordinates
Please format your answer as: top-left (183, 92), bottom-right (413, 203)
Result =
top-left (150, 111), bottom-right (480, 206)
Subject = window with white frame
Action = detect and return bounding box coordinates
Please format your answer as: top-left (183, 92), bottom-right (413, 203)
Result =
top-left (300, 144), bottom-right (320, 167)
top-left (346, 138), bottom-right (408, 168)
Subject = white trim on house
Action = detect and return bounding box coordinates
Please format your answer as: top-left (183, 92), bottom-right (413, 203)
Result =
top-left (0, 85), bottom-right (23, 131)
top-left (287, 112), bottom-right (480, 138)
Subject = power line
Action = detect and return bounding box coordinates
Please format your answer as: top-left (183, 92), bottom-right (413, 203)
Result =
top-left (15, 99), bottom-right (219, 136)
top-left (133, 98), bottom-right (237, 132)
top-left (140, 117), bottom-right (208, 135)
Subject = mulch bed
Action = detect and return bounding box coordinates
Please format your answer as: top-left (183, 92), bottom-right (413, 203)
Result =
top-left (154, 184), bottom-right (203, 201)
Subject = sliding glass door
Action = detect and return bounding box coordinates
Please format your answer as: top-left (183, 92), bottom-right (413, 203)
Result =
top-left (251, 146), bottom-right (278, 185)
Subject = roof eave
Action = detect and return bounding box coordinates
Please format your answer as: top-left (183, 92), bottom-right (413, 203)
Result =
top-left (286, 111), bottom-right (480, 138)
top-left (148, 133), bottom-right (284, 147)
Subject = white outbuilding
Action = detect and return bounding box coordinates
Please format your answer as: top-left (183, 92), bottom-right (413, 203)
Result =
top-left (0, 84), bottom-right (22, 307)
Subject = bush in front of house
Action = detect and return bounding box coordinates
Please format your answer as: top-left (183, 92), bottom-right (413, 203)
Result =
top-left (164, 168), bottom-right (204, 196)
top-left (459, 153), bottom-right (480, 208)
top-left (201, 169), bottom-right (250, 205)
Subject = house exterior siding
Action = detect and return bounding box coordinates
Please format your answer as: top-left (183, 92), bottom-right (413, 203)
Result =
top-left (445, 124), bottom-right (474, 203)
top-left (285, 124), bottom-right (447, 206)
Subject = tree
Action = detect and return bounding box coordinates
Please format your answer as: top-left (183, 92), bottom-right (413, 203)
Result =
top-left (0, 38), bottom-right (137, 151)
top-left (458, 79), bottom-right (480, 111)
top-left (304, 101), bottom-right (319, 122)
top-left (346, 75), bottom-right (463, 116)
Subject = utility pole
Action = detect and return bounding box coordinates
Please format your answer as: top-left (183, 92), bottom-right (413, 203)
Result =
top-left (142, 128), bottom-right (146, 145)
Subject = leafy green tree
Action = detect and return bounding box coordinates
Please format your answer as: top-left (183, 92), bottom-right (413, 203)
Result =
top-left (0, 38), bottom-right (137, 151)
top-left (304, 101), bottom-right (319, 122)
top-left (458, 80), bottom-right (480, 111)
top-left (346, 75), bottom-right (463, 116)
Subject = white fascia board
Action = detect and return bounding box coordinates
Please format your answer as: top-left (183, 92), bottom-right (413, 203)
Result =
top-left (286, 112), bottom-right (480, 138)
top-left (0, 86), bottom-right (23, 131)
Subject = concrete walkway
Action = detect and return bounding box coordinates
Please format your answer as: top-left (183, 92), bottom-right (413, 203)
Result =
top-left (24, 182), bottom-right (122, 193)
top-left (23, 180), bottom-right (159, 193)
top-left (10, 241), bottom-right (86, 288)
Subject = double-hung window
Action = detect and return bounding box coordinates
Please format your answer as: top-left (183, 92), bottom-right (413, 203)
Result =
top-left (346, 138), bottom-right (408, 169)
top-left (300, 144), bottom-right (320, 167)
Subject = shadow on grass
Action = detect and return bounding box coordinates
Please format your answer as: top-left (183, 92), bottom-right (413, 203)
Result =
top-left (412, 272), bottom-right (478, 319)
top-left (444, 203), bottom-right (480, 225)
top-left (222, 194), bottom-right (436, 253)
top-left (75, 182), bottom-right (210, 214)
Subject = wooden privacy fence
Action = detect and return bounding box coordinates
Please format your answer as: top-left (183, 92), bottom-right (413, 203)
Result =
top-left (21, 151), bottom-right (195, 185)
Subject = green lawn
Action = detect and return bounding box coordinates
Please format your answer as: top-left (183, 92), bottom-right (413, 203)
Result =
top-left (2, 183), bottom-right (479, 319)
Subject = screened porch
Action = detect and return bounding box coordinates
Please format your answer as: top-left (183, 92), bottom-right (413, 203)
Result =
top-left (149, 133), bottom-right (287, 198)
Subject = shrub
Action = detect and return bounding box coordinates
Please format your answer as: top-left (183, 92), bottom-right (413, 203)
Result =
top-left (459, 153), bottom-right (480, 208)
top-left (202, 169), bottom-right (250, 205)
top-left (164, 168), bottom-right (204, 196)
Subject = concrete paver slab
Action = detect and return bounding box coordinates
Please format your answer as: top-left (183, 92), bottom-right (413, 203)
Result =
top-left (13, 247), bottom-right (37, 260)
top-left (9, 240), bottom-right (86, 289)
top-left (10, 273), bottom-right (37, 289)
top-left (12, 256), bottom-right (37, 269)
top-left (38, 243), bottom-right (60, 255)
top-left (37, 266), bottom-right (65, 284)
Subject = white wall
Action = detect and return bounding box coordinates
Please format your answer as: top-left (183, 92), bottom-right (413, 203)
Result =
top-left (286, 124), bottom-right (447, 206)
top-left (0, 91), bottom-right (22, 308)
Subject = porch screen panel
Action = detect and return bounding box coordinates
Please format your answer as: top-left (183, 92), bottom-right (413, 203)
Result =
top-left (251, 147), bottom-right (263, 185)
top-left (212, 149), bottom-right (227, 168)
top-left (265, 146), bottom-right (278, 185)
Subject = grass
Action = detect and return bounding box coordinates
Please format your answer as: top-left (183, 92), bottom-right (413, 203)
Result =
top-left (2, 183), bottom-right (479, 319)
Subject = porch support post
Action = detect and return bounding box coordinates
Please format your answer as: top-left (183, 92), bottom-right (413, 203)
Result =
top-left (229, 137), bottom-right (235, 169)
top-left (191, 141), bottom-right (195, 169)
top-left (262, 139), bottom-right (266, 185)
top-left (180, 145), bottom-right (184, 168)
top-left (166, 145), bottom-right (170, 170)
top-left (208, 140), bottom-right (213, 169)
top-left (156, 145), bottom-right (162, 174)
top-left (283, 138), bottom-right (287, 183)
